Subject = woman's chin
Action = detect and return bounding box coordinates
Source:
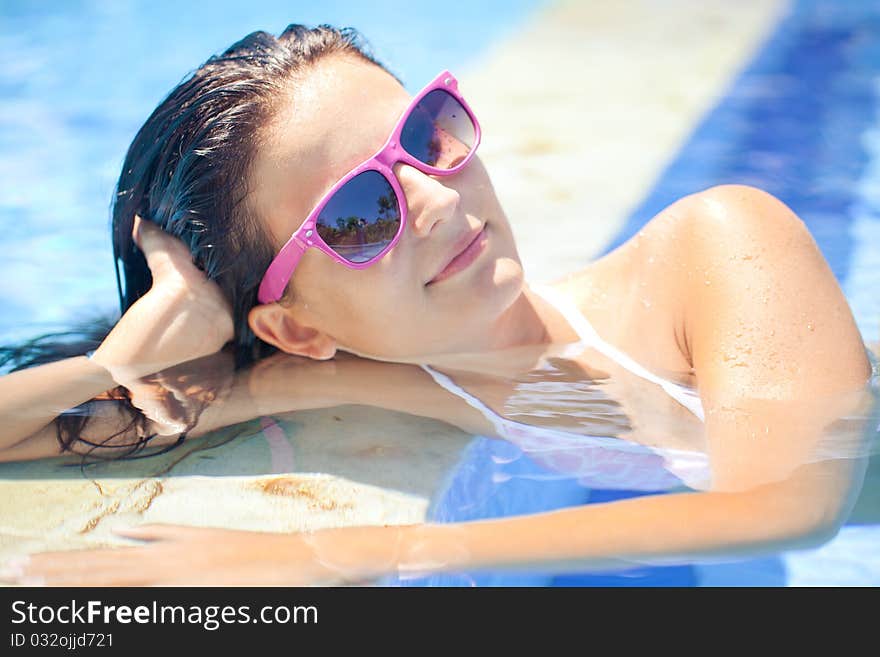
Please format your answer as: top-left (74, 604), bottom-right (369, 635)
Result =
top-left (484, 255), bottom-right (525, 305)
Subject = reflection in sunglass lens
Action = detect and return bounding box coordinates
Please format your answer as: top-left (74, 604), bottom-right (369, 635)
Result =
top-left (314, 170), bottom-right (401, 264)
top-left (400, 89), bottom-right (474, 169)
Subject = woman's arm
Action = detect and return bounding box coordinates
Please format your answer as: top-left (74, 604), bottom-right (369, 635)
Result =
top-left (0, 334), bottom-right (531, 463)
top-left (0, 216), bottom-right (234, 460)
top-left (682, 184), bottom-right (871, 489)
top-left (389, 457), bottom-right (859, 578)
top-left (0, 357), bottom-right (116, 455)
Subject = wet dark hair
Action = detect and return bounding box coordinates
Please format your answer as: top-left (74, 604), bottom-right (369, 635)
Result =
top-left (0, 24), bottom-right (396, 460)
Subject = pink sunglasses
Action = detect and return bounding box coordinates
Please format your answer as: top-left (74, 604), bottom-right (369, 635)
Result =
top-left (257, 70), bottom-right (482, 304)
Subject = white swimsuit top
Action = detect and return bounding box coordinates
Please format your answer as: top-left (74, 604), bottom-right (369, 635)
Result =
top-left (420, 283), bottom-right (712, 491)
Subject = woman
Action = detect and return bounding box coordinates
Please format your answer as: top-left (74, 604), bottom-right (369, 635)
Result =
top-left (0, 24), bottom-right (875, 585)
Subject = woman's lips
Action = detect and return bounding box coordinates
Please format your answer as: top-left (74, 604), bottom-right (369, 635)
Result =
top-left (427, 225), bottom-right (488, 285)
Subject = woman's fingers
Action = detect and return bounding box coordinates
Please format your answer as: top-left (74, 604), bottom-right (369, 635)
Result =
top-left (131, 213), bottom-right (144, 247)
top-left (130, 216), bottom-right (232, 326)
top-left (90, 215), bottom-right (235, 379)
top-left (0, 548), bottom-right (149, 586)
top-left (0, 527), bottom-right (346, 586)
top-left (0, 527), bottom-right (203, 586)
top-left (131, 215), bottom-right (196, 280)
top-left (132, 214), bottom-right (172, 270)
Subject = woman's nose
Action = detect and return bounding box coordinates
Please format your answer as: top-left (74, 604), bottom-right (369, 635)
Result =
top-left (394, 163), bottom-right (461, 237)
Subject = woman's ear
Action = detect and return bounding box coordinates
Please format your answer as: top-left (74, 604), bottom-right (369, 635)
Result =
top-left (248, 304), bottom-right (337, 360)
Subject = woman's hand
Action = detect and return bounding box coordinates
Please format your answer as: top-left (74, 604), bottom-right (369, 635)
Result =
top-left (0, 524), bottom-right (401, 586)
top-left (91, 216), bottom-right (234, 384)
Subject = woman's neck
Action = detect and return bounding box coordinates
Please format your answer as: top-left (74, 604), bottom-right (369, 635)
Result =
top-left (487, 282), bottom-right (582, 351)
top-left (410, 281), bottom-right (584, 373)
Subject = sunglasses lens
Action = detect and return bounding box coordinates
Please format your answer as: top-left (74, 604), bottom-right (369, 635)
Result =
top-left (401, 89), bottom-right (475, 169)
top-left (315, 170), bottom-right (401, 264)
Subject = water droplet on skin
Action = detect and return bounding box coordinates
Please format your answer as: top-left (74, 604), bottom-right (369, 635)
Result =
top-left (807, 322), bottom-right (815, 331)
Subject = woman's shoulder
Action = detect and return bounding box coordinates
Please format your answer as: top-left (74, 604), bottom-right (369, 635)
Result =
top-left (675, 184), bottom-right (871, 392)
top-left (542, 198), bottom-right (701, 376)
top-left (543, 184), bottom-right (828, 375)
top-left (574, 184), bottom-right (815, 289)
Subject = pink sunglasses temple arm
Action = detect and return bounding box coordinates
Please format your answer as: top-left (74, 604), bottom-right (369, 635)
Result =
top-left (257, 235), bottom-right (307, 304)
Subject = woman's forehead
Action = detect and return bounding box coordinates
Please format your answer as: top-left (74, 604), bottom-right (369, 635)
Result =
top-left (296, 57), bottom-right (404, 118)
top-left (251, 57), bottom-right (408, 247)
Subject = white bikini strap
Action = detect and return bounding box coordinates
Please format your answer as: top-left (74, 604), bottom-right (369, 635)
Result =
top-left (419, 364), bottom-right (510, 436)
top-left (530, 282), bottom-right (705, 421)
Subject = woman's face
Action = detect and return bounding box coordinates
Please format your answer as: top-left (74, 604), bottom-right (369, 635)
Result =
top-left (247, 55), bottom-right (525, 361)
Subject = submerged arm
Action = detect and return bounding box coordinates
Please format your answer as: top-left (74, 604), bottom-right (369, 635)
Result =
top-left (387, 457), bottom-right (859, 576)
